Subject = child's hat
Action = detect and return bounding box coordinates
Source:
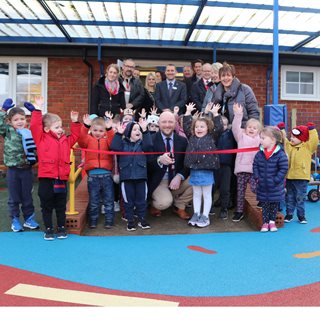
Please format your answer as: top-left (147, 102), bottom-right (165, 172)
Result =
top-left (124, 121), bottom-right (141, 139)
top-left (89, 114), bottom-right (98, 120)
top-left (147, 114), bottom-right (159, 126)
top-left (291, 125), bottom-right (309, 142)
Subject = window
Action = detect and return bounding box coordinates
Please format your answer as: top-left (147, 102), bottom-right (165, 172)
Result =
top-left (281, 65), bottom-right (319, 101)
top-left (0, 57), bottom-right (47, 113)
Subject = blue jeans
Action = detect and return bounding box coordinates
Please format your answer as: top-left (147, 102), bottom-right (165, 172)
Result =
top-left (87, 172), bottom-right (114, 223)
top-left (286, 179), bottom-right (308, 218)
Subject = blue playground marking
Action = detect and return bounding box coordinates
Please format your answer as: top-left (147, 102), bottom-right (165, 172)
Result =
top-left (0, 202), bottom-right (319, 297)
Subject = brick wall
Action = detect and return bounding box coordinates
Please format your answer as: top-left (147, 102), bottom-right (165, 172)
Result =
top-left (0, 58), bottom-right (319, 165)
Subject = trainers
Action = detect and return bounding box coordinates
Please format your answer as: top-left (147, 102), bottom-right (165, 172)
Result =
top-left (195, 215), bottom-right (210, 228)
top-left (188, 212), bottom-right (200, 226)
top-left (89, 220), bottom-right (97, 229)
top-left (56, 226), bottom-right (68, 239)
top-left (23, 214), bottom-right (39, 229)
top-left (298, 216), bottom-right (308, 224)
top-left (220, 208), bottom-right (228, 220)
top-left (209, 207), bottom-right (215, 216)
top-left (256, 201), bottom-right (262, 209)
top-left (44, 228), bottom-right (54, 240)
top-left (138, 220), bottom-right (151, 229)
top-left (127, 222), bottom-right (136, 231)
top-left (232, 212), bottom-right (244, 222)
top-left (260, 223), bottom-right (269, 232)
top-left (114, 201), bottom-right (120, 212)
top-left (104, 221), bottom-right (113, 229)
top-left (11, 217), bottom-right (23, 232)
top-left (121, 216), bottom-right (128, 222)
top-left (284, 214), bottom-right (293, 223)
top-left (269, 221), bottom-right (278, 232)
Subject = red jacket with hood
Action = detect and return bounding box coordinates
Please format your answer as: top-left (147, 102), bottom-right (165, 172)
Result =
top-left (30, 110), bottom-right (81, 180)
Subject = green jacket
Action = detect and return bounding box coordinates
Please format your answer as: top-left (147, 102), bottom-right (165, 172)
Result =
top-left (0, 111), bottom-right (27, 167)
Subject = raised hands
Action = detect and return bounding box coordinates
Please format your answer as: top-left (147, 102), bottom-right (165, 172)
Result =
top-left (115, 122), bottom-right (125, 135)
top-left (70, 111), bottom-right (79, 122)
top-left (150, 106), bottom-right (159, 116)
top-left (138, 108), bottom-right (147, 120)
top-left (2, 98), bottom-right (15, 111)
top-left (233, 103), bottom-right (243, 115)
top-left (139, 117), bottom-right (148, 132)
top-left (205, 102), bottom-right (221, 116)
top-left (82, 114), bottom-right (92, 126)
top-left (104, 111), bottom-right (113, 129)
top-left (185, 102), bottom-right (196, 116)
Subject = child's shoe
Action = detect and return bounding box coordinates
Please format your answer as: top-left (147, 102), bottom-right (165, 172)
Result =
top-left (298, 216), bottom-right (307, 224)
top-left (269, 221), bottom-right (278, 232)
top-left (188, 212), bottom-right (200, 226)
top-left (220, 208), bottom-right (228, 220)
top-left (127, 222), bottom-right (136, 231)
top-left (284, 214), bottom-right (293, 223)
top-left (195, 215), bottom-right (210, 228)
top-left (44, 228), bottom-right (54, 240)
top-left (89, 220), bottom-right (97, 229)
top-left (232, 212), bottom-right (244, 222)
top-left (56, 226), bottom-right (68, 239)
top-left (23, 214), bottom-right (39, 229)
top-left (104, 221), bottom-right (113, 229)
top-left (138, 220), bottom-right (151, 229)
top-left (11, 217), bottom-right (23, 232)
top-left (260, 223), bottom-right (269, 232)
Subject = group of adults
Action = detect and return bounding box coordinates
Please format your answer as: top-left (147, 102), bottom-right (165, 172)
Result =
top-left (90, 58), bottom-right (260, 220)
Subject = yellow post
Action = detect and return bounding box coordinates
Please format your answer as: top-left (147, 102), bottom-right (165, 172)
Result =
top-left (66, 149), bottom-right (82, 215)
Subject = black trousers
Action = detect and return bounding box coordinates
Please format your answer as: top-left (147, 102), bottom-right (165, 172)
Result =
top-left (38, 178), bottom-right (67, 229)
top-left (214, 164), bottom-right (232, 209)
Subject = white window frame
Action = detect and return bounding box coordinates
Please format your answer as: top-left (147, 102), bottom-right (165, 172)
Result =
top-left (0, 57), bottom-right (48, 113)
top-left (281, 65), bottom-right (319, 101)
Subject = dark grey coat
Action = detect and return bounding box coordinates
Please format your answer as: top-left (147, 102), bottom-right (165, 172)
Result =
top-left (183, 114), bottom-right (223, 170)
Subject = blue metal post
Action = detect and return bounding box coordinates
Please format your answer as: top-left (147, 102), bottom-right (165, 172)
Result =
top-left (98, 38), bottom-right (104, 77)
top-left (272, 0), bottom-right (279, 105)
top-left (213, 45), bottom-right (217, 63)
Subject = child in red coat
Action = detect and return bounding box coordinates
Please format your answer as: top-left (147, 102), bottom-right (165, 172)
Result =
top-left (29, 96), bottom-right (81, 240)
top-left (78, 112), bottom-right (115, 229)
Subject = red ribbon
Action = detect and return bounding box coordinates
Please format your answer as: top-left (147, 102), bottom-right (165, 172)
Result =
top-left (73, 147), bottom-right (259, 156)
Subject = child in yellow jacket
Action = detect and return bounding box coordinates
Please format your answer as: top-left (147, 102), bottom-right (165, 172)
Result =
top-left (278, 122), bottom-right (318, 224)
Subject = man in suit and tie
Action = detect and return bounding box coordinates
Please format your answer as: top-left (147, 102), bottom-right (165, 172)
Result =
top-left (191, 63), bottom-right (214, 111)
top-left (147, 111), bottom-right (192, 220)
top-left (155, 64), bottom-right (187, 114)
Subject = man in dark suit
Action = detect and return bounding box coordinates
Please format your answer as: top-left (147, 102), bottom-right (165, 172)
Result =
top-left (148, 111), bottom-right (192, 219)
top-left (155, 64), bottom-right (187, 114)
top-left (191, 63), bottom-right (213, 111)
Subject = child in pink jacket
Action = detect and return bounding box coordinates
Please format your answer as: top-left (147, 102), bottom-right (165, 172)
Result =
top-left (231, 103), bottom-right (261, 222)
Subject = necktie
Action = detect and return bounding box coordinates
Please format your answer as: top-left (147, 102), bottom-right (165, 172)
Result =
top-left (205, 80), bottom-right (209, 90)
top-left (168, 82), bottom-right (173, 97)
top-left (166, 137), bottom-right (174, 182)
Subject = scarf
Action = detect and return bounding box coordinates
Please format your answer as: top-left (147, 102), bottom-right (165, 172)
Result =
top-left (16, 128), bottom-right (37, 165)
top-left (105, 79), bottom-right (120, 96)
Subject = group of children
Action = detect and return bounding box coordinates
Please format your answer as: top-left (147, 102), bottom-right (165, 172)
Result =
top-left (0, 96), bottom-right (318, 240)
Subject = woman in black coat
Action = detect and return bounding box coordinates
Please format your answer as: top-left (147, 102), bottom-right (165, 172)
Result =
top-left (91, 64), bottom-right (126, 116)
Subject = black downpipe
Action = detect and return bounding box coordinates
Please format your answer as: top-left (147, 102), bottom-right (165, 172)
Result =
top-left (82, 48), bottom-right (93, 114)
top-left (266, 65), bottom-right (272, 105)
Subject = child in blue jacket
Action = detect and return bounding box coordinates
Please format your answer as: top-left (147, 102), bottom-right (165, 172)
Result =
top-left (253, 126), bottom-right (288, 232)
top-left (111, 118), bottom-right (153, 231)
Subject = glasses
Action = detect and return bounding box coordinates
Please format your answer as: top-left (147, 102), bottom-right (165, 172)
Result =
top-left (124, 65), bottom-right (135, 69)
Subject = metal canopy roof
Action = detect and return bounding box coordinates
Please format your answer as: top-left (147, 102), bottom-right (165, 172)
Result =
top-left (0, 0), bottom-right (320, 54)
